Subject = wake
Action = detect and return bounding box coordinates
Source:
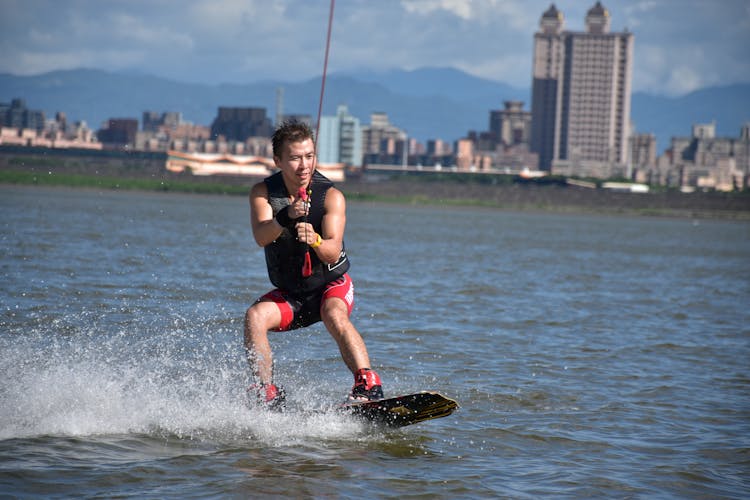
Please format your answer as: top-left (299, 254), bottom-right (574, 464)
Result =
top-left (0, 320), bottom-right (368, 445)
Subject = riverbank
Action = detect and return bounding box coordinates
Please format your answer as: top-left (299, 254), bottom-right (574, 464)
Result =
top-left (2, 149), bottom-right (749, 220)
top-left (344, 177), bottom-right (750, 219)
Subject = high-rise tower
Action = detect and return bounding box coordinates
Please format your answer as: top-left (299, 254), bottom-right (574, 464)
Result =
top-left (530, 2), bottom-right (633, 173)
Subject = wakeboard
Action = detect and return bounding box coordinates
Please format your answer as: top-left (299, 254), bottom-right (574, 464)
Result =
top-left (340, 391), bottom-right (458, 428)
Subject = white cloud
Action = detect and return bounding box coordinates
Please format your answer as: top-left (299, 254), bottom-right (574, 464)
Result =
top-left (664, 66), bottom-right (706, 96)
top-left (1, 0), bottom-right (748, 95)
top-left (460, 51), bottom-right (532, 89)
top-left (622, 0), bottom-right (657, 29)
top-left (401, 0), bottom-right (474, 20)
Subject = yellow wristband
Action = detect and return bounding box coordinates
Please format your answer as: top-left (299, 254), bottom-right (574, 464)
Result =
top-left (310, 233), bottom-right (323, 248)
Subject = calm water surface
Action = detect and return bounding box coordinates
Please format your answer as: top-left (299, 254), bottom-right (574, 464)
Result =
top-left (1, 185), bottom-right (749, 498)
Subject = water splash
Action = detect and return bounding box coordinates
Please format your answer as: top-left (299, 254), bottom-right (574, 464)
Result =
top-left (0, 314), bottom-right (368, 446)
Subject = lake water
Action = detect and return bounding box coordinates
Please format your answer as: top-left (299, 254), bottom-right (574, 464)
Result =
top-left (1, 185), bottom-right (749, 498)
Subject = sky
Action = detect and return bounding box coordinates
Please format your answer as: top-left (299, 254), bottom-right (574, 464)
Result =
top-left (1, 0), bottom-right (749, 97)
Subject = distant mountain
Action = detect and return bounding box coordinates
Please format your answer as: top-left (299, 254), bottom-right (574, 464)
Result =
top-left (335, 67), bottom-right (526, 101)
top-left (0, 67), bottom-right (526, 144)
top-left (631, 84), bottom-right (750, 150)
top-left (1, 68), bottom-right (748, 153)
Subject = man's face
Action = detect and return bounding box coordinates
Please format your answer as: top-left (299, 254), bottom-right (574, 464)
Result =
top-left (276, 138), bottom-right (316, 187)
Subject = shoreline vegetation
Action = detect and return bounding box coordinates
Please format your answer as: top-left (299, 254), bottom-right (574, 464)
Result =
top-left (2, 154), bottom-right (749, 220)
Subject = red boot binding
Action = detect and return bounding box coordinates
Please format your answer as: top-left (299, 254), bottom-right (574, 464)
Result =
top-left (248, 383), bottom-right (286, 410)
top-left (349, 368), bottom-right (384, 401)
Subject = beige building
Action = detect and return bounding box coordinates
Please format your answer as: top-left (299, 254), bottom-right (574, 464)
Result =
top-left (656, 122), bottom-right (750, 191)
top-left (490, 100), bottom-right (532, 148)
top-left (361, 112), bottom-right (406, 156)
top-left (531, 2), bottom-right (633, 176)
top-left (629, 132), bottom-right (657, 182)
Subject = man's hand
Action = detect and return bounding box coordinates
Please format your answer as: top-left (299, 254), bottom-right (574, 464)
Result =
top-left (294, 222), bottom-right (318, 245)
top-left (287, 192), bottom-right (310, 220)
top-left (275, 191), bottom-right (310, 229)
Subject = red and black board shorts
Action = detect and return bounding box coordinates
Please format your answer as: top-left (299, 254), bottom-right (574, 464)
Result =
top-left (257, 273), bottom-right (355, 331)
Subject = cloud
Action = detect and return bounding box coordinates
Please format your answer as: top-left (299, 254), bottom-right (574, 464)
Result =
top-left (1, 0), bottom-right (748, 95)
top-left (622, 0), bottom-right (658, 28)
top-left (625, 0), bottom-right (750, 95)
top-left (664, 65), bottom-right (706, 97)
top-left (402, 0), bottom-right (473, 20)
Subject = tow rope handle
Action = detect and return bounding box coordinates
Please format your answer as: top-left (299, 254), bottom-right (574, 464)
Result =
top-left (299, 187), bottom-right (313, 277)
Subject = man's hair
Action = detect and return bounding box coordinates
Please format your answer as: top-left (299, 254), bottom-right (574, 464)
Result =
top-left (272, 120), bottom-right (315, 158)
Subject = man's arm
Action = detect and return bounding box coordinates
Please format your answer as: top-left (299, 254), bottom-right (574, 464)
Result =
top-left (249, 181), bottom-right (283, 247)
top-left (306, 187), bottom-right (346, 265)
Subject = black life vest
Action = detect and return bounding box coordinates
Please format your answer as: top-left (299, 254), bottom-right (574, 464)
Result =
top-left (263, 170), bottom-right (350, 293)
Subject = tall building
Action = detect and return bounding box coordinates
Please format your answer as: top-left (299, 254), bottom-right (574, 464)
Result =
top-left (362, 112), bottom-right (405, 156)
top-left (210, 107), bottom-right (273, 142)
top-left (0, 98), bottom-right (45, 131)
top-left (142, 111), bottom-right (183, 132)
top-left (490, 100), bottom-right (532, 147)
top-left (661, 122), bottom-right (750, 190)
top-left (629, 132), bottom-right (657, 178)
top-left (317, 105), bottom-right (363, 166)
top-left (98, 118), bottom-right (138, 147)
top-left (360, 112), bottom-right (408, 166)
top-left (337, 106), bottom-right (362, 167)
top-left (530, 2), bottom-right (633, 173)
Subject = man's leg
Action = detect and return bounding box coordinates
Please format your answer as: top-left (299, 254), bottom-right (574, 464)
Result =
top-left (244, 299), bottom-right (282, 385)
top-left (320, 297), bottom-right (371, 373)
top-left (321, 295), bottom-right (383, 401)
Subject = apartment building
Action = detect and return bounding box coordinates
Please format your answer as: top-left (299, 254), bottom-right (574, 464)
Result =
top-left (656, 122), bottom-right (750, 191)
top-left (531, 2), bottom-right (633, 175)
top-left (317, 104), bottom-right (363, 167)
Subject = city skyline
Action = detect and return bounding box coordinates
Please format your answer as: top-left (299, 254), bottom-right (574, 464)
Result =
top-left (1, 0), bottom-right (749, 98)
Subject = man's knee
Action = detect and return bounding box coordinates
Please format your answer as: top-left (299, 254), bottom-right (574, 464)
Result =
top-left (322, 298), bottom-right (353, 331)
top-left (245, 304), bottom-right (262, 327)
top-left (245, 302), bottom-right (279, 333)
top-left (321, 297), bottom-right (347, 318)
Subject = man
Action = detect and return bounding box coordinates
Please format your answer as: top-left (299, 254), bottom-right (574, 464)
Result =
top-left (244, 120), bottom-right (383, 409)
